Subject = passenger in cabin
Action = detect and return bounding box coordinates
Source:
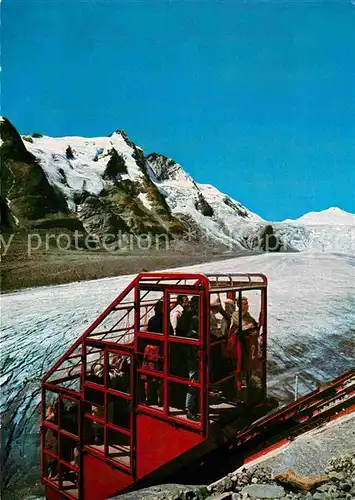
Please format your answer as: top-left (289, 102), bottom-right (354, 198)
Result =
top-left (87, 362), bottom-right (105, 387)
top-left (232, 296), bottom-right (258, 331)
top-left (170, 294), bottom-right (189, 335)
top-left (108, 356), bottom-right (131, 428)
top-left (147, 300), bottom-right (174, 335)
top-left (109, 356), bottom-right (130, 393)
top-left (210, 297), bottom-right (229, 381)
top-left (44, 404), bottom-right (58, 480)
top-left (232, 296), bottom-right (258, 383)
top-left (209, 298), bottom-right (221, 341)
top-left (184, 296), bottom-right (200, 420)
top-left (141, 344), bottom-right (162, 406)
top-left (85, 362), bottom-right (105, 444)
top-left (219, 298), bottom-right (236, 379)
top-left (147, 300), bottom-right (164, 333)
top-left (61, 402), bottom-right (79, 462)
top-left (187, 296), bottom-right (200, 338)
top-left (221, 298), bottom-right (235, 337)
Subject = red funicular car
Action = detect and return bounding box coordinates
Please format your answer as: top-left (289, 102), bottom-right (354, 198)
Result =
top-left (41, 272), bottom-right (270, 500)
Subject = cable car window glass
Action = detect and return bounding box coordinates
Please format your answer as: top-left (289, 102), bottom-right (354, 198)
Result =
top-left (169, 343), bottom-right (199, 381)
top-left (88, 304), bottom-right (135, 344)
top-left (43, 451), bottom-right (58, 482)
top-left (107, 427), bottom-right (131, 468)
top-left (107, 395), bottom-right (131, 430)
top-left (107, 353), bottom-right (131, 394)
top-left (44, 390), bottom-right (59, 427)
top-left (60, 397), bottom-right (79, 437)
top-left (137, 337), bottom-right (164, 408)
top-left (137, 372), bottom-right (163, 408)
top-left (168, 293), bottom-right (200, 339)
top-left (168, 380), bottom-right (201, 423)
top-left (59, 432), bottom-right (79, 469)
top-left (137, 338), bottom-right (163, 373)
top-left (85, 346), bottom-right (104, 386)
top-left (236, 290), bottom-right (264, 400)
top-left (83, 418), bottom-right (104, 449)
top-left (58, 462), bottom-right (78, 497)
top-left (83, 386), bottom-right (105, 409)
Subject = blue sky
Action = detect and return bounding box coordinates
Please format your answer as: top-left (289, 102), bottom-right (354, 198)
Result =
top-left (2, 0), bottom-right (354, 220)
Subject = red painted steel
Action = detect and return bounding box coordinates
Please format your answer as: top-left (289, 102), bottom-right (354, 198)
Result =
top-left (82, 453), bottom-right (133, 500)
top-left (136, 413), bottom-right (204, 479)
top-left (41, 272), bottom-right (269, 500)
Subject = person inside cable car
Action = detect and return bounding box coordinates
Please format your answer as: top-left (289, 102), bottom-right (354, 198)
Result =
top-left (170, 294), bottom-right (189, 335)
top-left (147, 300), bottom-right (174, 335)
top-left (141, 344), bottom-right (163, 406)
top-left (209, 298), bottom-right (222, 341)
top-left (44, 404), bottom-right (58, 480)
top-left (184, 296), bottom-right (200, 420)
top-left (232, 296), bottom-right (258, 331)
top-left (210, 298), bottom-right (231, 382)
top-left (109, 355), bottom-right (130, 393)
top-left (232, 296), bottom-right (258, 386)
top-left (221, 298), bottom-right (235, 337)
top-left (147, 300), bottom-right (164, 333)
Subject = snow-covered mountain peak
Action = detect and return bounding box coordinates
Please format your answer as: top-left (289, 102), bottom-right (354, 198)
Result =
top-left (21, 131), bottom-right (146, 210)
top-left (283, 207), bottom-right (355, 226)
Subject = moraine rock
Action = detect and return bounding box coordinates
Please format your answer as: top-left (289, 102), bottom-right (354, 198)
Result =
top-left (241, 483), bottom-right (286, 499)
top-left (77, 195), bottom-right (129, 239)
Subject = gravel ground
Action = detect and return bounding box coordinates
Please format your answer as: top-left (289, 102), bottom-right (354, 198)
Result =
top-left (114, 451), bottom-right (355, 499)
top-left (113, 414), bottom-right (355, 500)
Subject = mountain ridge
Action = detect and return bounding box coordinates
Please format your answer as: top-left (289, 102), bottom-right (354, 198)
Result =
top-left (0, 117), bottom-right (268, 252)
top-left (282, 207), bottom-right (355, 226)
top-left (1, 117), bottom-right (353, 254)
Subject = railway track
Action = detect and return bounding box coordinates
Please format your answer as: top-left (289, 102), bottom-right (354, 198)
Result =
top-left (232, 369), bottom-right (355, 458)
top-left (174, 369), bottom-right (355, 485)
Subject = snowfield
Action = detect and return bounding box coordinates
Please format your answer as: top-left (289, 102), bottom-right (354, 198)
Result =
top-left (24, 132), bottom-right (145, 211)
top-left (275, 207), bottom-right (355, 254)
top-left (1, 251), bottom-right (355, 493)
top-left (283, 207), bottom-right (355, 226)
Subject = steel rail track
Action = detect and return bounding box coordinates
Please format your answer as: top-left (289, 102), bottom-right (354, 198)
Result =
top-left (232, 370), bottom-right (355, 466)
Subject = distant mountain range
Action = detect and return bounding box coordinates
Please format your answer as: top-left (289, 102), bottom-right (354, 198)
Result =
top-left (1, 116), bottom-right (353, 253)
top-left (282, 207), bottom-right (355, 226)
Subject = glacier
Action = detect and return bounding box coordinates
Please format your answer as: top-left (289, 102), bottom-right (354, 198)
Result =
top-left (1, 251), bottom-right (355, 497)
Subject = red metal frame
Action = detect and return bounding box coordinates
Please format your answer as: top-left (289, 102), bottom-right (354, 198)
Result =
top-left (41, 271), bottom-right (268, 500)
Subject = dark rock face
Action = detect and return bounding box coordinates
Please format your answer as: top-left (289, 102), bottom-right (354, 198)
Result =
top-left (0, 118), bottom-right (37, 164)
top-left (65, 145), bottom-right (74, 159)
top-left (247, 224), bottom-right (283, 252)
top-left (0, 196), bottom-right (16, 227)
top-left (0, 118), bottom-right (68, 222)
top-left (258, 225), bottom-right (282, 252)
top-left (223, 197), bottom-right (250, 219)
top-left (145, 153), bottom-right (181, 181)
top-left (77, 195), bottom-right (129, 239)
top-left (103, 148), bottom-right (128, 180)
top-left (195, 193), bottom-right (214, 217)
